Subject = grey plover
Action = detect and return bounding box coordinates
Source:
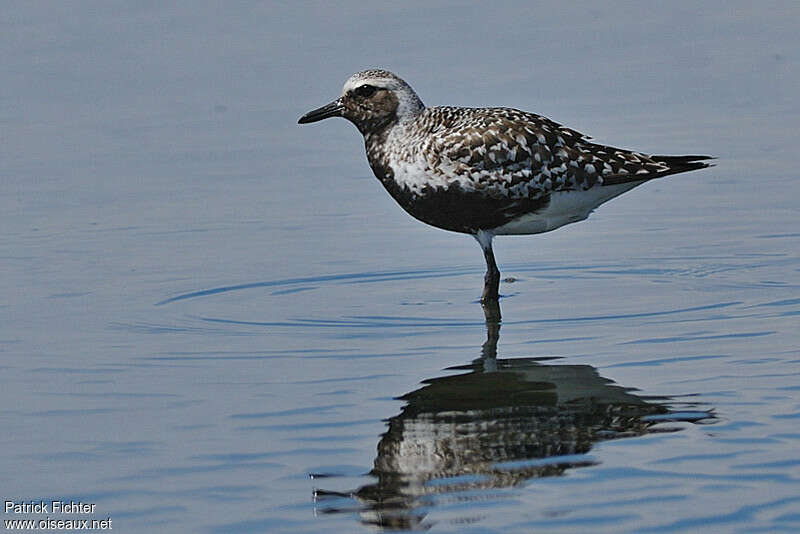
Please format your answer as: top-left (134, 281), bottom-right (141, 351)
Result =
top-left (299, 69), bottom-right (712, 302)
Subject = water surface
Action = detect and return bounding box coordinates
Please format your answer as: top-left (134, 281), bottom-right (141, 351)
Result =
top-left (2, 2), bottom-right (799, 532)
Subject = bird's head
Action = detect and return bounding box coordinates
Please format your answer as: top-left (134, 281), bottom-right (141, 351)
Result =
top-left (298, 69), bottom-right (424, 134)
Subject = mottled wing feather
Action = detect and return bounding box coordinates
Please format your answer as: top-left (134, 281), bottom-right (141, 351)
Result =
top-left (427, 107), bottom-right (674, 200)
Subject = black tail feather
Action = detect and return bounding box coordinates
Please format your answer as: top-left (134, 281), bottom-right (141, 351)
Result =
top-left (603, 154), bottom-right (714, 186)
top-left (651, 154), bottom-right (715, 176)
top-left (652, 154), bottom-right (715, 166)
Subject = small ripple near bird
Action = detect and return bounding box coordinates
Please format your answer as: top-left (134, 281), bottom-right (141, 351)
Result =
top-left (299, 69), bottom-right (713, 302)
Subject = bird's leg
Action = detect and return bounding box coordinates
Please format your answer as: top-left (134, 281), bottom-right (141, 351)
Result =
top-left (482, 248), bottom-right (500, 302)
top-left (475, 231), bottom-right (500, 303)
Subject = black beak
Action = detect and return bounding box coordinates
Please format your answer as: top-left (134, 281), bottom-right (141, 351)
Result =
top-left (298, 99), bottom-right (344, 124)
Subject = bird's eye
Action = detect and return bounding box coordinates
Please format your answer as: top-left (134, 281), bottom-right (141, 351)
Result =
top-left (354, 84), bottom-right (378, 98)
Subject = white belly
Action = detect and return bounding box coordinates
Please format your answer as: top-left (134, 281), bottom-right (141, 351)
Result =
top-left (493, 182), bottom-right (645, 235)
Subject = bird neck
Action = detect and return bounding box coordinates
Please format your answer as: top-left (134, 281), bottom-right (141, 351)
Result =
top-left (364, 127), bottom-right (394, 181)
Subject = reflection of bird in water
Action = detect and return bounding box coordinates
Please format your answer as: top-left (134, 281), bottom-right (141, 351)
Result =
top-left (314, 302), bottom-right (714, 530)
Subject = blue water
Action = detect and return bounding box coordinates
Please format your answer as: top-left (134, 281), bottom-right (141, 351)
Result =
top-left (2, 2), bottom-right (799, 532)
